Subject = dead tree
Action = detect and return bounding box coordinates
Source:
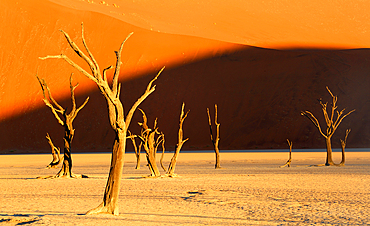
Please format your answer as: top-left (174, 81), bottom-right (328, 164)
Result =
top-left (137, 109), bottom-right (164, 177)
top-left (280, 139), bottom-right (292, 168)
top-left (45, 133), bottom-right (63, 168)
top-left (159, 134), bottom-right (166, 171)
top-left (301, 87), bottom-right (355, 166)
top-left (337, 129), bottom-right (351, 166)
top-left (128, 130), bottom-right (141, 169)
top-left (40, 23), bottom-right (163, 215)
top-left (36, 74), bottom-right (89, 178)
top-left (207, 104), bottom-right (221, 169)
top-left (166, 103), bottom-right (189, 177)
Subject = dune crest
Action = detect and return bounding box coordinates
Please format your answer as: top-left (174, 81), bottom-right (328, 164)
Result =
top-left (49, 0), bottom-right (370, 49)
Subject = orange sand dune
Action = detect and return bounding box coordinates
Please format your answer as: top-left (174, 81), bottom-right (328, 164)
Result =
top-left (49, 0), bottom-right (370, 49)
top-left (1, 0), bottom-right (370, 153)
top-left (0, 0), bottom-right (241, 120)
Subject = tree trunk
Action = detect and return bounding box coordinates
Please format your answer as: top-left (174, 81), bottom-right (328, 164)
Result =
top-left (57, 136), bottom-right (73, 177)
top-left (86, 130), bottom-right (126, 215)
top-left (214, 144), bottom-right (221, 169)
top-left (135, 153), bottom-right (141, 170)
top-left (166, 103), bottom-right (189, 177)
top-left (279, 139), bottom-right (292, 168)
top-left (134, 141), bottom-right (142, 170)
top-left (167, 148), bottom-right (180, 176)
top-left (325, 136), bottom-right (334, 166)
top-left (207, 105), bottom-right (221, 169)
top-left (146, 152), bottom-right (160, 177)
top-left (338, 144), bottom-right (346, 166)
top-left (54, 123), bottom-right (77, 178)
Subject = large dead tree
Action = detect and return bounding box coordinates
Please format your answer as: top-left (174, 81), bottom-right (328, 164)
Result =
top-left (166, 103), bottom-right (189, 177)
top-left (36, 74), bottom-right (89, 178)
top-left (301, 87), bottom-right (355, 166)
top-left (207, 104), bottom-right (221, 169)
top-left (40, 24), bottom-right (164, 215)
top-left (137, 109), bottom-right (164, 177)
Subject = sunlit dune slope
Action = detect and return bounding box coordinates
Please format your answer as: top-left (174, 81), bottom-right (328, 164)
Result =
top-left (1, 0), bottom-right (370, 153)
top-left (0, 0), bottom-right (240, 120)
top-left (49, 0), bottom-right (370, 49)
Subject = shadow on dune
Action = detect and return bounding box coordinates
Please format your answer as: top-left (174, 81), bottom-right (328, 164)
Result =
top-left (1, 46), bottom-right (370, 154)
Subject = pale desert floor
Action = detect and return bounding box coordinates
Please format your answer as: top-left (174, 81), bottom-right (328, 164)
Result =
top-left (0, 151), bottom-right (369, 225)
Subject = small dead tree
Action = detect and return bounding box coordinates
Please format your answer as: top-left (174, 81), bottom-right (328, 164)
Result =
top-left (128, 130), bottom-right (141, 169)
top-left (166, 103), bottom-right (189, 177)
top-left (40, 23), bottom-right (163, 215)
top-left (280, 139), bottom-right (292, 168)
top-left (45, 133), bottom-right (62, 168)
top-left (207, 104), bottom-right (221, 169)
top-left (301, 87), bottom-right (355, 166)
top-left (159, 134), bottom-right (166, 171)
top-left (137, 109), bottom-right (164, 177)
top-left (338, 129), bottom-right (351, 166)
top-left (36, 74), bottom-right (89, 178)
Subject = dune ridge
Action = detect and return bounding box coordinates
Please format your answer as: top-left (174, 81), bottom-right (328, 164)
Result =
top-left (48, 0), bottom-right (370, 49)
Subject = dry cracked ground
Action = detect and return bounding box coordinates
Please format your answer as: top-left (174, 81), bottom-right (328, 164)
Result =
top-left (0, 153), bottom-right (369, 225)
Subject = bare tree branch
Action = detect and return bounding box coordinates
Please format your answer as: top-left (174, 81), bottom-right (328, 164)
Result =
top-left (112, 32), bottom-right (133, 94)
top-left (301, 111), bottom-right (327, 138)
top-left (125, 67), bottom-right (164, 127)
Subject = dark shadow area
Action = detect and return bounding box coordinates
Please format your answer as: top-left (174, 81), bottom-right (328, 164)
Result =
top-left (1, 46), bottom-right (370, 154)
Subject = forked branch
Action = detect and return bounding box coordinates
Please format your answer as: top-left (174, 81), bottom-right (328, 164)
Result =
top-left (36, 75), bottom-right (65, 125)
top-left (125, 67), bottom-right (164, 127)
top-left (301, 111), bottom-right (326, 138)
top-left (45, 133), bottom-right (62, 168)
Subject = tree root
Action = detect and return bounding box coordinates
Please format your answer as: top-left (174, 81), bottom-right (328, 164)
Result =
top-left (86, 202), bottom-right (119, 216)
top-left (279, 159), bottom-right (291, 168)
top-left (165, 173), bottom-right (179, 178)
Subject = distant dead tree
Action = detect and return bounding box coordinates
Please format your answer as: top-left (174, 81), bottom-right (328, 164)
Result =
top-left (45, 133), bottom-right (62, 168)
top-left (137, 109), bottom-right (164, 177)
top-left (166, 103), bottom-right (189, 177)
top-left (301, 86), bottom-right (355, 166)
top-left (36, 74), bottom-right (89, 178)
top-left (159, 134), bottom-right (166, 172)
top-left (280, 139), bottom-right (292, 168)
top-left (40, 23), bottom-right (164, 215)
top-left (337, 129), bottom-right (351, 166)
top-left (128, 130), bottom-right (141, 169)
top-left (207, 104), bottom-right (221, 169)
